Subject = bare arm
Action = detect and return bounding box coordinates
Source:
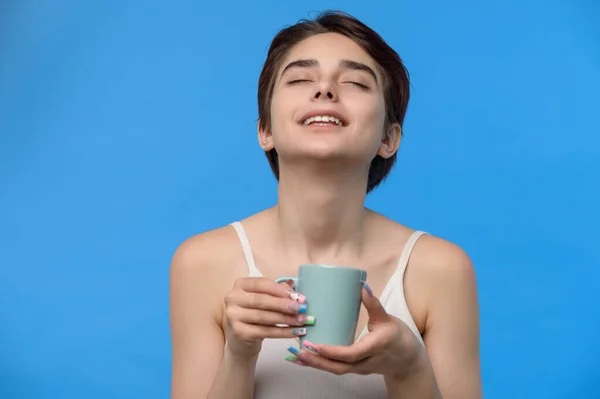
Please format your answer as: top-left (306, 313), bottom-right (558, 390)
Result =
top-left (384, 354), bottom-right (442, 399)
top-left (382, 237), bottom-right (481, 398)
top-left (417, 237), bottom-right (482, 399)
top-left (170, 231), bottom-right (256, 399)
top-left (207, 349), bottom-right (257, 399)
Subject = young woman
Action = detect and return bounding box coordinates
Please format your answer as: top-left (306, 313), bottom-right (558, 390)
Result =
top-left (170, 11), bottom-right (482, 399)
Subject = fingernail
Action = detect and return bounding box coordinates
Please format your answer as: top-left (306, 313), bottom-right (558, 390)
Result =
top-left (291, 328), bottom-right (307, 336)
top-left (284, 354), bottom-right (307, 366)
top-left (287, 346), bottom-right (300, 355)
top-left (287, 303), bottom-right (308, 313)
top-left (290, 292), bottom-right (307, 304)
top-left (362, 281), bottom-right (374, 297)
top-left (285, 354), bottom-right (298, 362)
top-left (296, 315), bottom-right (315, 325)
top-left (285, 355), bottom-right (308, 367)
top-left (303, 340), bottom-right (320, 352)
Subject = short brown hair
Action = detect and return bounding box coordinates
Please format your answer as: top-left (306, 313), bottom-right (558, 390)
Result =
top-left (258, 10), bottom-right (410, 193)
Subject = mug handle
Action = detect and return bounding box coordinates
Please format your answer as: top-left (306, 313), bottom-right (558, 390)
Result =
top-left (275, 276), bottom-right (298, 288)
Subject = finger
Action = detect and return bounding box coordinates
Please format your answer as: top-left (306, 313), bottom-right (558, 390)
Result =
top-left (279, 278), bottom-right (295, 290)
top-left (237, 277), bottom-right (306, 303)
top-left (294, 349), bottom-right (366, 376)
top-left (236, 292), bottom-right (308, 315)
top-left (235, 308), bottom-right (316, 327)
top-left (361, 283), bottom-right (390, 324)
top-left (234, 323), bottom-right (309, 340)
top-left (304, 331), bottom-right (379, 363)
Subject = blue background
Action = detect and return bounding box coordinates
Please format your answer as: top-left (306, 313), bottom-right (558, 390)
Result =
top-left (1, 1), bottom-right (598, 398)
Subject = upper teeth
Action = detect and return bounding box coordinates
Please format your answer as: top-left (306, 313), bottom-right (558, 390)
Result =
top-left (303, 115), bottom-right (342, 126)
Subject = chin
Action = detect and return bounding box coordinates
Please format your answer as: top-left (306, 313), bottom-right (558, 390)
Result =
top-left (299, 142), bottom-right (347, 159)
top-left (287, 146), bottom-right (367, 166)
top-left (276, 137), bottom-right (374, 165)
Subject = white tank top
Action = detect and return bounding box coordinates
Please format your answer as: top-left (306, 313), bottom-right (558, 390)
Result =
top-left (231, 221), bottom-right (427, 399)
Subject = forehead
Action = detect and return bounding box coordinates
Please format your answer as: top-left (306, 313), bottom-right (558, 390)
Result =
top-left (280, 32), bottom-right (380, 76)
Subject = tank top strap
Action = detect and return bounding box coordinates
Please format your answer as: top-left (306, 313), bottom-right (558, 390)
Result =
top-left (230, 221), bottom-right (262, 277)
top-left (378, 230), bottom-right (429, 305)
top-left (395, 230), bottom-right (428, 278)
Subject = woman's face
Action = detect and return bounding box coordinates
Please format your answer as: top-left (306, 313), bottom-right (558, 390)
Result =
top-left (260, 32), bottom-right (400, 168)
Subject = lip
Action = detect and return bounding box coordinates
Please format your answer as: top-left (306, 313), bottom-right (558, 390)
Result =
top-left (298, 109), bottom-right (348, 126)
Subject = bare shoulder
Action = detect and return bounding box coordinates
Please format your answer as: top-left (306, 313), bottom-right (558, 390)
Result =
top-left (411, 234), bottom-right (476, 284)
top-left (405, 233), bottom-right (482, 397)
top-left (171, 224), bottom-right (244, 272)
top-left (407, 234), bottom-right (476, 304)
top-left (170, 225), bottom-right (248, 318)
top-left (406, 233), bottom-right (478, 321)
top-left (368, 212), bottom-right (476, 289)
top-left (169, 226), bottom-right (249, 398)
top-left (414, 235), bottom-right (481, 396)
top-left (374, 212), bottom-right (478, 337)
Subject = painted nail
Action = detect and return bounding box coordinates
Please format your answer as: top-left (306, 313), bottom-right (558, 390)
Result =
top-left (291, 328), bottom-right (307, 336)
top-left (296, 314), bottom-right (314, 324)
top-left (290, 292), bottom-right (307, 304)
top-left (287, 303), bottom-right (308, 313)
top-left (303, 340), bottom-right (320, 353)
top-left (362, 281), bottom-right (374, 297)
top-left (285, 354), bottom-right (298, 362)
top-left (287, 302), bottom-right (299, 312)
top-left (287, 346), bottom-right (300, 355)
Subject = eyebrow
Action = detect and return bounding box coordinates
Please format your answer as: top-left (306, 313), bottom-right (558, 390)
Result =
top-left (280, 58), bottom-right (379, 84)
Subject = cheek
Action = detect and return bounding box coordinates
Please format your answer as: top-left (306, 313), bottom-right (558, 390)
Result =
top-left (270, 94), bottom-right (297, 133)
top-left (268, 98), bottom-right (284, 131)
top-left (372, 97), bottom-right (388, 128)
top-left (360, 102), bottom-right (387, 138)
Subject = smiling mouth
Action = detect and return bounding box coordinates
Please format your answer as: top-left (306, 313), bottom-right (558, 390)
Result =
top-left (302, 115), bottom-right (344, 127)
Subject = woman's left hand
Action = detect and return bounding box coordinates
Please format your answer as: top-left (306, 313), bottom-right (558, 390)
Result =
top-left (288, 285), bottom-right (425, 380)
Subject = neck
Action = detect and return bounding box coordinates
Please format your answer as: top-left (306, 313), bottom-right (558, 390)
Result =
top-left (273, 161), bottom-right (370, 261)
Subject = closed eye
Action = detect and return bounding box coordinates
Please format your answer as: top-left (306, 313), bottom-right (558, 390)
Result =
top-left (287, 79), bottom-right (312, 84)
top-left (344, 81), bottom-right (370, 90)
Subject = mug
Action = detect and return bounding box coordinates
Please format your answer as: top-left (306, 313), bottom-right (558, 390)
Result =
top-left (276, 263), bottom-right (367, 347)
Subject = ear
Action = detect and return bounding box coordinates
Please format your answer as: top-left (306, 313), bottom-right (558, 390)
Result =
top-left (377, 123), bottom-right (401, 159)
top-left (257, 119), bottom-right (275, 151)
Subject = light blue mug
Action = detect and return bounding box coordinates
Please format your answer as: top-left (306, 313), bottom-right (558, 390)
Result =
top-left (276, 264), bottom-right (367, 348)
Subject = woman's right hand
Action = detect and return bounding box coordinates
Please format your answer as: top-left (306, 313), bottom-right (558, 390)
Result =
top-left (223, 277), bottom-right (314, 360)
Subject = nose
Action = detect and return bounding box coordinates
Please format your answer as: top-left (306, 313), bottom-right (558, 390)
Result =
top-left (311, 81), bottom-right (338, 102)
